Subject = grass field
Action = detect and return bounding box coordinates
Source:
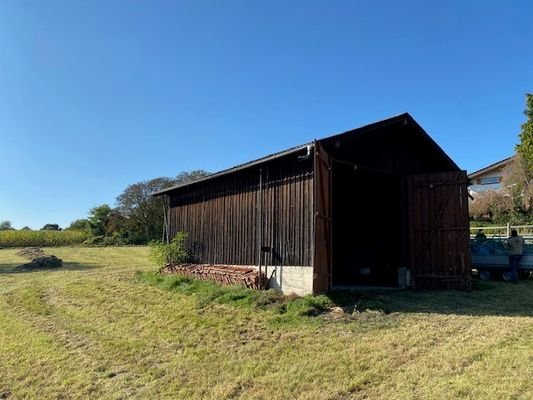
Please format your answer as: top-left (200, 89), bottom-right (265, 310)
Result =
top-left (0, 247), bottom-right (532, 399)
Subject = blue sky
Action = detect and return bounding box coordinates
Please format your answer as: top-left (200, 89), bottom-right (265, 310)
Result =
top-left (1, 0), bottom-right (532, 229)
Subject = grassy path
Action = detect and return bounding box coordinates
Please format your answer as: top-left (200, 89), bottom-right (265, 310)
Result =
top-left (1, 247), bottom-right (532, 399)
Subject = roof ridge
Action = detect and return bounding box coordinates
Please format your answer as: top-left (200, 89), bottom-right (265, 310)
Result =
top-left (152, 112), bottom-right (435, 197)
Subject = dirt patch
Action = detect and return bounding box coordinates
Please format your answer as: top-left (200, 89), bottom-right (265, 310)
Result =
top-left (15, 247), bottom-right (63, 271)
top-left (323, 306), bottom-right (347, 321)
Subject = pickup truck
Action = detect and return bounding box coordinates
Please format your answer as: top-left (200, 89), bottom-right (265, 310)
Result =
top-left (470, 237), bottom-right (533, 280)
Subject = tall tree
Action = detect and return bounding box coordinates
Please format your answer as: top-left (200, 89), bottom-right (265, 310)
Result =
top-left (116, 177), bottom-right (176, 242)
top-left (116, 170), bottom-right (210, 242)
top-left (507, 93), bottom-right (533, 214)
top-left (516, 93), bottom-right (533, 178)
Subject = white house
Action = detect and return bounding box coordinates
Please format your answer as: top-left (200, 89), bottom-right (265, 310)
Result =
top-left (468, 156), bottom-right (514, 194)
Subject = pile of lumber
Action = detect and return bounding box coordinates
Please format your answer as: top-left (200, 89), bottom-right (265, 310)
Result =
top-left (159, 263), bottom-right (267, 289)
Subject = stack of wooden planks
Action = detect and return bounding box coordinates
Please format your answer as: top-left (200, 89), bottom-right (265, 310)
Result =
top-left (159, 263), bottom-right (267, 289)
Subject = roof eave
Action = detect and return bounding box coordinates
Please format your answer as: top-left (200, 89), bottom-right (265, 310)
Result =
top-left (468, 156), bottom-right (515, 179)
top-left (151, 143), bottom-right (314, 196)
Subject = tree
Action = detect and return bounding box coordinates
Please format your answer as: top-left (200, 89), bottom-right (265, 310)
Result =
top-left (20, 226), bottom-right (31, 231)
top-left (516, 93), bottom-right (533, 179)
top-left (88, 204), bottom-right (112, 236)
top-left (469, 190), bottom-right (513, 223)
top-left (175, 170), bottom-right (211, 184)
top-left (41, 224), bottom-right (61, 231)
top-left (116, 177), bottom-right (176, 242)
top-left (116, 170), bottom-right (210, 243)
top-left (66, 219), bottom-right (91, 232)
top-left (470, 94), bottom-right (533, 224)
top-left (502, 153), bottom-right (533, 216)
top-left (105, 209), bottom-right (128, 237)
top-left (0, 220), bottom-right (14, 230)
top-left (501, 94), bottom-right (533, 216)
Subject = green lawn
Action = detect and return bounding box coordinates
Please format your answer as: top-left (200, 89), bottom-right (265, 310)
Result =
top-left (0, 247), bottom-right (532, 399)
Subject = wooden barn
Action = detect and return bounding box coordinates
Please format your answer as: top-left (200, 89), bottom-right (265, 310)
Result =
top-left (153, 113), bottom-right (471, 295)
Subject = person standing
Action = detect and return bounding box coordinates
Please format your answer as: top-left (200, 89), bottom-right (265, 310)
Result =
top-left (475, 229), bottom-right (487, 242)
top-left (504, 230), bottom-right (525, 283)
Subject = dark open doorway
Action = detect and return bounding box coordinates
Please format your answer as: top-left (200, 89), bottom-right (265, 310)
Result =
top-left (331, 162), bottom-right (404, 287)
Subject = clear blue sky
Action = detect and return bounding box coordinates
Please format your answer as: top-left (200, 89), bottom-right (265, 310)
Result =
top-left (1, 1), bottom-right (532, 229)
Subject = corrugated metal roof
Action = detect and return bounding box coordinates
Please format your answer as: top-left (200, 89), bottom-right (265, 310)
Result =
top-left (152, 142), bottom-right (313, 196)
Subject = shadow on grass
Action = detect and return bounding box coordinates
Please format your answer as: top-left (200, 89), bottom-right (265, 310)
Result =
top-left (0, 262), bottom-right (99, 275)
top-left (137, 271), bottom-right (533, 321)
top-left (325, 278), bottom-right (533, 318)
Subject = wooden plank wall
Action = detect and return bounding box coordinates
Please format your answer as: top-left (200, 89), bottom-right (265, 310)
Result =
top-left (407, 170), bottom-right (472, 290)
top-left (168, 155), bottom-right (314, 267)
top-left (313, 141), bottom-right (333, 293)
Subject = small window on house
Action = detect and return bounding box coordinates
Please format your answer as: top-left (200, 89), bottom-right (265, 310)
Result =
top-left (479, 177), bottom-right (500, 185)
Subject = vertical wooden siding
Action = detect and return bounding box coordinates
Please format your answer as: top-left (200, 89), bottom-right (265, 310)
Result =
top-left (168, 155), bottom-right (314, 266)
top-left (407, 170), bottom-right (472, 290)
top-left (313, 141), bottom-right (333, 293)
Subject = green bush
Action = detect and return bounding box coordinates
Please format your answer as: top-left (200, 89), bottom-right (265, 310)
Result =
top-left (0, 230), bottom-right (89, 247)
top-left (278, 295), bottom-right (333, 317)
top-left (102, 234), bottom-right (129, 246)
top-left (83, 235), bottom-right (105, 246)
top-left (148, 232), bottom-right (190, 266)
top-left (81, 233), bottom-right (131, 247)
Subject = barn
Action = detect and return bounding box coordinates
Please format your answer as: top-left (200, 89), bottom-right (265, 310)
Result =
top-left (153, 113), bottom-right (471, 295)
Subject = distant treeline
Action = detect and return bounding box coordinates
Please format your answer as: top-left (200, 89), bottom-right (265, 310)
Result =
top-left (0, 170), bottom-right (210, 247)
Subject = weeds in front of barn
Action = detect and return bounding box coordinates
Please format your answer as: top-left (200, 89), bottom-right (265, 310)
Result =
top-left (136, 271), bottom-right (334, 324)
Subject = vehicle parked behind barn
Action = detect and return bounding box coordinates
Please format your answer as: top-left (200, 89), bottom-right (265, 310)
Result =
top-left (470, 225), bottom-right (533, 280)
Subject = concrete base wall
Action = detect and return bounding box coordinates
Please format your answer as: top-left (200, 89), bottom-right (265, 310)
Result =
top-left (266, 265), bottom-right (314, 296)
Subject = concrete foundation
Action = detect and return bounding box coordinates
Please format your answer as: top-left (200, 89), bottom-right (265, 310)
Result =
top-left (266, 265), bottom-right (314, 296)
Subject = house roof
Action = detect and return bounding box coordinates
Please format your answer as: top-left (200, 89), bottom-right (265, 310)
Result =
top-left (468, 156), bottom-right (515, 179)
top-left (153, 112), bottom-right (458, 196)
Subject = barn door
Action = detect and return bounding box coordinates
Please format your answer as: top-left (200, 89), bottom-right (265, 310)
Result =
top-left (407, 171), bottom-right (471, 290)
top-left (313, 140), bottom-right (332, 293)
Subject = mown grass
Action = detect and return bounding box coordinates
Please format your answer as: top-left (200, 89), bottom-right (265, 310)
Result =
top-left (0, 230), bottom-right (89, 247)
top-left (0, 247), bottom-right (532, 399)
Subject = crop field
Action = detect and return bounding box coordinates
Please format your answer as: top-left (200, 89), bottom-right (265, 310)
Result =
top-left (0, 230), bottom-right (89, 247)
top-left (0, 247), bottom-right (532, 399)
